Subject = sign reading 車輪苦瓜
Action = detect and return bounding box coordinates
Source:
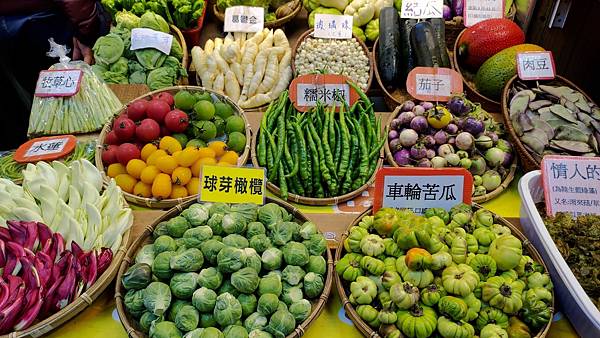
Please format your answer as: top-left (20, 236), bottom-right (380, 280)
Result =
top-left (35, 69), bottom-right (82, 97)
top-left (313, 14), bottom-right (353, 39)
top-left (224, 6), bottom-right (264, 32)
top-left (199, 165), bottom-right (266, 205)
top-left (289, 74), bottom-right (360, 112)
top-left (401, 0), bottom-right (443, 19)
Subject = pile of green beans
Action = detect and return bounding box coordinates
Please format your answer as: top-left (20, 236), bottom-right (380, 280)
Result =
top-left (256, 83), bottom-right (386, 200)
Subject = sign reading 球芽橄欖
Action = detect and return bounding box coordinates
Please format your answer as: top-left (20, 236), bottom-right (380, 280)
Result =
top-left (35, 69), bottom-right (82, 97)
top-left (224, 6), bottom-right (264, 32)
top-left (541, 155), bottom-right (600, 217)
top-left (313, 14), bottom-right (353, 39)
top-left (373, 167), bottom-right (473, 214)
top-left (463, 0), bottom-right (504, 27)
top-left (406, 67), bottom-right (463, 102)
top-left (401, 0), bottom-right (443, 19)
top-left (130, 28), bottom-right (173, 54)
top-left (289, 74), bottom-right (359, 112)
top-left (516, 51), bottom-right (556, 81)
top-left (199, 165), bottom-right (266, 205)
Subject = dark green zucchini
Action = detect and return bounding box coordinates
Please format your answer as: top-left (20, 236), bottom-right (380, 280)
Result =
top-left (410, 21), bottom-right (442, 68)
top-left (400, 18), bottom-right (417, 83)
top-left (428, 18), bottom-right (451, 67)
top-left (378, 7), bottom-right (401, 87)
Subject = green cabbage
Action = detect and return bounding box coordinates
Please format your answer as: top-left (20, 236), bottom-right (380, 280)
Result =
top-left (147, 66), bottom-right (177, 90)
top-left (115, 10), bottom-right (141, 30)
top-left (110, 57), bottom-right (129, 74)
top-left (140, 11), bottom-right (170, 33)
top-left (92, 33), bottom-right (124, 66)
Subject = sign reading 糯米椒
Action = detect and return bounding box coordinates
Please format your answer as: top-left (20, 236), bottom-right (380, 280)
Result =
top-left (406, 67), bottom-right (463, 102)
top-left (199, 165), bottom-right (266, 205)
top-left (463, 0), bottom-right (504, 27)
top-left (400, 0), bottom-right (444, 19)
top-left (289, 74), bottom-right (359, 112)
top-left (541, 155), bottom-right (600, 217)
top-left (224, 6), bottom-right (265, 32)
top-left (130, 28), bottom-right (173, 54)
top-left (516, 51), bottom-right (556, 81)
top-left (313, 14), bottom-right (353, 39)
top-left (34, 69), bottom-right (82, 97)
top-left (373, 167), bottom-right (473, 214)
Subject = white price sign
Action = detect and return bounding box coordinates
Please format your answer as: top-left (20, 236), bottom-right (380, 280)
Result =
top-left (130, 28), bottom-right (173, 54)
top-left (313, 14), bottom-right (353, 39)
top-left (24, 137), bottom-right (70, 157)
top-left (415, 73), bottom-right (451, 97)
top-left (464, 0), bottom-right (504, 27)
top-left (401, 0), bottom-right (443, 19)
top-left (224, 6), bottom-right (264, 32)
top-left (34, 69), bottom-right (82, 97)
top-left (517, 51), bottom-right (556, 80)
top-left (296, 83), bottom-right (350, 107)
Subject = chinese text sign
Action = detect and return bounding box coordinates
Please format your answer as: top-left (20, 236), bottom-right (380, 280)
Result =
top-left (14, 135), bottom-right (77, 163)
top-left (401, 0), bottom-right (443, 19)
top-left (406, 67), bottom-right (463, 102)
top-left (200, 165), bottom-right (266, 205)
top-left (224, 6), bottom-right (264, 32)
top-left (130, 28), bottom-right (173, 54)
top-left (464, 0), bottom-right (504, 27)
top-left (541, 155), bottom-right (600, 217)
top-left (289, 74), bottom-right (359, 112)
top-left (24, 138), bottom-right (69, 158)
top-left (35, 69), bottom-right (82, 97)
top-left (516, 51), bottom-right (556, 80)
top-left (313, 14), bottom-right (353, 39)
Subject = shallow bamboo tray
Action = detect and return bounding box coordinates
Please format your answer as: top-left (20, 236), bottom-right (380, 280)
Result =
top-left (501, 75), bottom-right (597, 172)
top-left (95, 86), bottom-right (252, 209)
top-left (383, 106), bottom-right (517, 203)
top-left (335, 205), bottom-right (554, 338)
top-left (213, 0), bottom-right (302, 28)
top-left (115, 197), bottom-right (334, 338)
top-left (291, 29), bottom-right (373, 93)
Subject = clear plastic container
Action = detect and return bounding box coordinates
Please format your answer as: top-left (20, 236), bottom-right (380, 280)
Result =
top-left (519, 170), bottom-right (600, 338)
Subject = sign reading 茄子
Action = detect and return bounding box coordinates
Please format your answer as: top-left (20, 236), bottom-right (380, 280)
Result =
top-left (199, 165), bottom-right (266, 205)
top-left (289, 74), bottom-right (360, 112)
top-left (406, 67), bottom-right (463, 102)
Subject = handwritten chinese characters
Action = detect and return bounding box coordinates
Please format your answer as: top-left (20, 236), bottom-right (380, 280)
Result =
top-left (296, 83), bottom-right (350, 107)
top-left (313, 14), bottom-right (353, 39)
top-left (130, 28), bottom-right (173, 54)
top-left (200, 165), bottom-right (266, 205)
top-left (464, 0), bottom-right (504, 26)
top-left (35, 70), bottom-right (82, 97)
top-left (415, 74), bottom-right (451, 97)
top-left (24, 138), bottom-right (70, 158)
top-left (406, 67), bottom-right (462, 101)
top-left (516, 51), bottom-right (556, 80)
top-left (224, 6), bottom-right (265, 33)
top-left (401, 0), bottom-right (443, 19)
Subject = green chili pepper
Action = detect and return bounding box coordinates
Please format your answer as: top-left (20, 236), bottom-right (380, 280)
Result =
top-left (321, 107), bottom-right (337, 184)
top-left (293, 120), bottom-right (312, 196)
top-left (305, 124), bottom-right (324, 198)
top-left (337, 95), bottom-right (351, 181)
top-left (351, 118), bottom-right (369, 190)
top-left (307, 120), bottom-right (337, 195)
top-left (342, 135), bottom-right (358, 194)
top-left (328, 109), bottom-right (336, 152)
top-left (265, 129), bottom-right (277, 181)
top-left (278, 162), bottom-right (288, 200)
top-left (333, 120), bottom-right (341, 167)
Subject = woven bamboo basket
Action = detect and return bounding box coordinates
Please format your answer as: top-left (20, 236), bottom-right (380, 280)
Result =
top-left (115, 197), bottom-right (334, 338)
top-left (501, 75), bottom-right (597, 173)
top-left (335, 205), bottom-right (554, 338)
top-left (291, 29), bottom-right (373, 93)
top-left (213, 0), bottom-right (303, 28)
top-left (250, 126), bottom-right (384, 206)
top-left (383, 106), bottom-right (517, 203)
top-left (95, 86), bottom-right (252, 209)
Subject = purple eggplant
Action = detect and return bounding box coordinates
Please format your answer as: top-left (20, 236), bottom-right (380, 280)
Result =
top-left (417, 159), bottom-right (433, 167)
top-left (389, 138), bottom-right (403, 152)
top-left (433, 130), bottom-right (448, 145)
top-left (410, 144), bottom-right (428, 160)
top-left (402, 101), bottom-right (416, 112)
top-left (390, 118), bottom-right (402, 130)
top-left (393, 149), bottom-right (411, 166)
top-left (453, 0), bottom-right (464, 17)
top-left (447, 95), bottom-right (470, 116)
top-left (445, 123), bottom-right (458, 134)
top-left (422, 135), bottom-right (436, 148)
top-left (398, 111), bottom-right (416, 126)
top-left (388, 130), bottom-right (399, 140)
top-left (443, 5), bottom-right (452, 19)
top-left (410, 116), bottom-right (429, 133)
top-left (463, 117), bottom-right (484, 135)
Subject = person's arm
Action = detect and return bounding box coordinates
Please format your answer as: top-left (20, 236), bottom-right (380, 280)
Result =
top-left (53, 0), bottom-right (100, 46)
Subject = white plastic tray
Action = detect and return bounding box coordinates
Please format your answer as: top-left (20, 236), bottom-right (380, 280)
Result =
top-left (519, 170), bottom-right (600, 338)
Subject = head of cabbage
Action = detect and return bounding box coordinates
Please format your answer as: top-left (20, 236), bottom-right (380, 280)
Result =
top-left (92, 33), bottom-right (124, 66)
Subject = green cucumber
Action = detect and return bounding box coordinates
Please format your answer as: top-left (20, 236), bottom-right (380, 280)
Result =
top-left (378, 7), bottom-right (402, 87)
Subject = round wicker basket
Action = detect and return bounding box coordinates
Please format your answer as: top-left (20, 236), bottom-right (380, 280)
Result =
top-left (213, 0), bottom-right (302, 28)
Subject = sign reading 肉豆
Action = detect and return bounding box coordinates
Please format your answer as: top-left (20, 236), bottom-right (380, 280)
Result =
top-left (463, 0), bottom-right (504, 27)
top-left (541, 155), bottom-right (600, 217)
top-left (34, 69), bottom-right (82, 97)
top-left (516, 51), bottom-right (556, 80)
top-left (373, 168), bottom-right (473, 214)
top-left (289, 74), bottom-right (359, 112)
top-left (313, 14), bottom-right (353, 39)
top-left (224, 6), bottom-right (264, 33)
top-left (199, 165), bottom-right (266, 205)
top-left (401, 0), bottom-right (443, 19)
top-left (130, 28), bottom-right (173, 54)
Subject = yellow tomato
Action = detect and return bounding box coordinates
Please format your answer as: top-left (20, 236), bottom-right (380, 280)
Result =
top-left (159, 136), bottom-right (182, 155)
top-left (186, 177), bottom-right (200, 195)
top-left (115, 174), bottom-right (137, 194)
top-left (170, 185), bottom-right (188, 199)
top-left (190, 158), bottom-right (204, 177)
top-left (152, 173), bottom-right (172, 199)
top-left (220, 151), bottom-right (239, 166)
top-left (172, 167), bottom-right (192, 185)
top-left (177, 147), bottom-right (201, 167)
top-left (197, 147), bottom-right (216, 159)
top-left (140, 143), bottom-right (158, 161)
top-left (156, 155), bottom-right (178, 174)
top-left (126, 159), bottom-right (147, 179)
top-left (146, 149), bottom-right (168, 166)
top-left (133, 181), bottom-right (152, 198)
top-left (208, 141), bottom-right (228, 158)
top-left (140, 165), bottom-right (160, 185)
top-left (107, 163), bottom-right (126, 178)
top-left (217, 161), bottom-right (233, 167)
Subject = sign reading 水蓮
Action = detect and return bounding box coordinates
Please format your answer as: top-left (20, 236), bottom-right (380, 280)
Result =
top-left (224, 6), bottom-right (264, 33)
top-left (289, 74), bottom-right (359, 112)
top-left (463, 0), bottom-right (504, 27)
top-left (14, 135), bottom-right (77, 163)
top-left (401, 0), bottom-right (443, 19)
top-left (541, 155), bottom-right (600, 217)
top-left (406, 67), bottom-right (463, 102)
top-left (130, 28), bottom-right (173, 54)
top-left (34, 69), bottom-right (82, 97)
top-left (373, 168), bottom-right (473, 214)
top-left (313, 14), bottom-right (353, 39)
top-left (516, 51), bottom-right (556, 80)
top-left (199, 165), bottom-right (266, 205)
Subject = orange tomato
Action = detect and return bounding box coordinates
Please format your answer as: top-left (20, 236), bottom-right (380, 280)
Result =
top-left (156, 155), bottom-right (178, 174)
top-left (146, 149), bottom-right (168, 166)
top-left (133, 181), bottom-right (152, 198)
top-left (186, 177), bottom-right (200, 195)
top-left (217, 161), bottom-right (233, 167)
top-left (219, 151), bottom-right (239, 166)
top-left (126, 159), bottom-right (147, 179)
top-left (177, 147), bottom-right (201, 167)
top-left (159, 136), bottom-right (182, 154)
top-left (197, 147), bottom-right (216, 159)
top-left (152, 173), bottom-right (172, 199)
top-left (140, 165), bottom-right (160, 185)
top-left (170, 185), bottom-right (188, 199)
top-left (172, 167), bottom-right (192, 185)
top-left (115, 174), bottom-right (137, 194)
top-left (208, 141), bottom-right (228, 158)
top-left (140, 143), bottom-right (157, 161)
top-left (107, 163), bottom-right (126, 178)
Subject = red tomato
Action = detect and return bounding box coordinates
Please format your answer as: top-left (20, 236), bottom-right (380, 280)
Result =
top-left (155, 92), bottom-right (175, 106)
top-left (102, 145), bottom-right (118, 165)
top-left (164, 109), bottom-right (189, 133)
top-left (116, 143), bottom-right (141, 165)
top-left (112, 115), bottom-right (129, 130)
top-left (105, 130), bottom-right (120, 145)
top-left (136, 118), bottom-right (161, 143)
top-left (147, 99), bottom-right (171, 123)
top-left (114, 117), bottom-right (136, 142)
top-left (127, 100), bottom-right (148, 121)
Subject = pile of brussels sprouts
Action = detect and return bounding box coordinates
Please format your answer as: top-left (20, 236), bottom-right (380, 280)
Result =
top-left (337, 203), bottom-right (554, 338)
top-left (121, 202), bottom-right (329, 338)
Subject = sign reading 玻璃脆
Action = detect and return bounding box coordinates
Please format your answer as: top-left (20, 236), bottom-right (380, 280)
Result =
top-left (313, 14), bottom-right (353, 39)
top-left (130, 28), bottom-right (173, 54)
top-left (463, 0), bottom-right (504, 27)
top-left (401, 0), bottom-right (443, 19)
top-left (34, 69), bottom-right (82, 97)
top-left (224, 6), bottom-right (264, 33)
top-left (516, 51), bottom-right (556, 81)
top-left (373, 168), bottom-right (473, 214)
top-left (199, 165), bottom-right (266, 205)
top-left (541, 155), bottom-right (600, 217)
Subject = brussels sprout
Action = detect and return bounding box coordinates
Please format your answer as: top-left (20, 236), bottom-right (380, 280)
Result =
top-left (281, 284), bottom-right (304, 305)
top-left (175, 239), bottom-right (187, 252)
top-left (209, 203), bottom-right (231, 217)
top-left (214, 293), bottom-right (243, 327)
top-left (144, 282), bottom-right (172, 316)
top-left (282, 265), bottom-right (306, 286)
top-left (201, 239), bottom-right (225, 265)
top-left (303, 234), bottom-right (327, 256)
top-left (183, 328), bottom-right (204, 338)
top-left (299, 222), bottom-right (318, 240)
top-left (197, 267), bottom-right (223, 290)
top-left (199, 327), bottom-right (224, 338)
top-left (261, 248), bottom-right (282, 271)
top-left (175, 305), bottom-right (200, 332)
top-left (181, 204), bottom-right (210, 226)
top-left (183, 226), bottom-right (213, 249)
top-left (250, 234), bottom-right (272, 254)
top-left (170, 248), bottom-right (204, 272)
top-left (153, 251), bottom-right (175, 280)
top-left (192, 287), bottom-right (217, 313)
top-left (231, 267), bottom-right (260, 294)
top-left (222, 213), bottom-right (248, 235)
top-left (271, 222), bottom-right (296, 246)
top-left (122, 263), bottom-right (152, 290)
top-left (223, 325), bottom-right (249, 338)
top-left (154, 222), bottom-right (170, 239)
top-left (257, 203), bottom-right (285, 229)
top-left (244, 312), bottom-right (268, 332)
top-left (306, 256), bottom-right (326, 276)
top-left (155, 236), bottom-right (178, 255)
top-left (303, 272), bottom-right (324, 298)
top-left (170, 272), bottom-right (198, 299)
top-left (217, 246), bottom-right (247, 273)
top-left (289, 299), bottom-right (312, 323)
top-left (124, 289), bottom-right (146, 318)
top-left (238, 293), bottom-right (257, 317)
top-left (199, 313), bottom-right (217, 328)
top-left (258, 273), bottom-right (283, 296)
top-left (218, 279), bottom-right (240, 298)
top-left (208, 213), bottom-right (225, 235)
top-left (136, 244), bottom-right (156, 266)
top-left (277, 301), bottom-right (288, 313)
top-left (246, 222), bottom-right (266, 238)
top-left (248, 330), bottom-right (272, 338)
top-left (231, 204), bottom-right (259, 223)
top-left (266, 310), bottom-right (296, 338)
top-left (150, 321), bottom-right (181, 338)
top-left (167, 216), bottom-right (191, 238)
top-left (282, 242), bottom-right (309, 266)
top-left (167, 300), bottom-right (191, 322)
top-left (243, 248), bottom-right (262, 272)
top-left (140, 311), bottom-right (159, 333)
top-left (223, 234), bottom-right (250, 248)
top-left (257, 293), bottom-right (279, 316)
